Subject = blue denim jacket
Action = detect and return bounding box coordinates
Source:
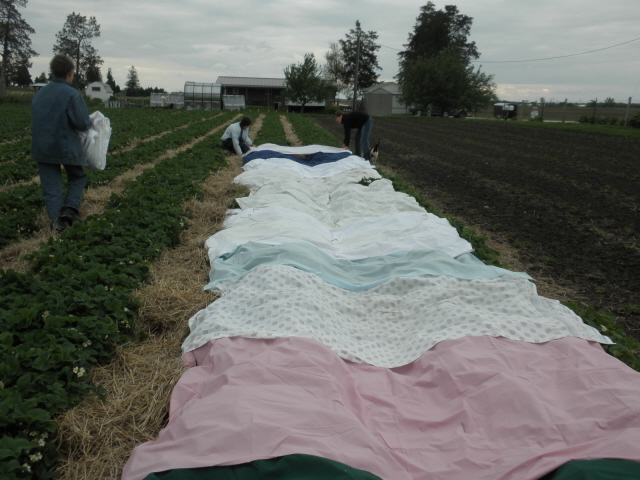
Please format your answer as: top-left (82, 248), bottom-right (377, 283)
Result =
top-left (31, 78), bottom-right (92, 165)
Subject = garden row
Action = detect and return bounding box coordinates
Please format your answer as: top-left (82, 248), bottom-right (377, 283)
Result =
top-left (0, 109), bottom-right (224, 184)
top-left (306, 113), bottom-right (640, 370)
top-left (0, 120), bottom-right (234, 479)
top-left (0, 111), bottom-right (237, 248)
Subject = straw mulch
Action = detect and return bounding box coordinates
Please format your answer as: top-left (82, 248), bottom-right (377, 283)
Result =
top-left (53, 117), bottom-right (255, 479)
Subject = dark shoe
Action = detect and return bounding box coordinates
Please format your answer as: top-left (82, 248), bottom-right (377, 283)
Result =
top-left (51, 221), bottom-right (67, 233)
top-left (59, 206), bottom-right (83, 225)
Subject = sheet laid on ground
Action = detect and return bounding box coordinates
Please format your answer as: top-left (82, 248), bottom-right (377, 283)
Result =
top-left (208, 206), bottom-right (473, 261)
top-left (186, 264), bottom-right (611, 365)
top-left (234, 166), bottom-right (381, 192)
top-left (237, 177), bottom-right (426, 227)
top-left (122, 336), bottom-right (640, 480)
top-left (205, 242), bottom-right (531, 292)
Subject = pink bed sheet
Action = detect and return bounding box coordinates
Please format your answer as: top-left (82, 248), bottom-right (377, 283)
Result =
top-left (122, 335), bottom-right (640, 480)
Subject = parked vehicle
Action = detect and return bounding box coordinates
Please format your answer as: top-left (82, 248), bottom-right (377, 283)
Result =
top-left (494, 103), bottom-right (518, 120)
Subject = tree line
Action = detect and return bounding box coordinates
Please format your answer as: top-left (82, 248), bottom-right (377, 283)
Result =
top-left (1, 2), bottom-right (159, 96)
top-left (284, 2), bottom-right (497, 114)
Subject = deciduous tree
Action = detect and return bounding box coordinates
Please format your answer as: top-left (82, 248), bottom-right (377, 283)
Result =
top-left (53, 12), bottom-right (102, 88)
top-left (284, 53), bottom-right (329, 113)
top-left (397, 3), bottom-right (495, 113)
top-left (399, 48), bottom-right (496, 114)
top-left (0, 0), bottom-right (37, 94)
top-left (323, 42), bottom-right (348, 99)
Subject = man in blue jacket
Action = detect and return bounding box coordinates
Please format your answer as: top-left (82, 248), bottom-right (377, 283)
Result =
top-left (221, 116), bottom-right (256, 155)
top-left (32, 54), bottom-right (93, 231)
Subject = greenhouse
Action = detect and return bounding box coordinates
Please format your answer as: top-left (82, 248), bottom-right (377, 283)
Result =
top-left (184, 82), bottom-right (221, 110)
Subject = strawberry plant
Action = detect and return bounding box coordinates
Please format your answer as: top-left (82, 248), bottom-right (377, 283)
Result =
top-left (1, 121), bottom-right (230, 479)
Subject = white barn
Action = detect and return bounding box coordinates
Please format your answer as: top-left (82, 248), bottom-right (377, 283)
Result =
top-left (85, 82), bottom-right (114, 103)
top-left (362, 82), bottom-right (410, 116)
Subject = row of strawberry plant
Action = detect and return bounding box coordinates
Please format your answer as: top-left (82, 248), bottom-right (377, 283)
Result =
top-left (0, 130), bottom-right (230, 479)
top-left (254, 110), bottom-right (290, 146)
top-left (102, 109), bottom-right (222, 152)
top-left (0, 107), bottom-right (31, 143)
top-left (285, 112), bottom-right (340, 147)
top-left (0, 139), bottom-right (30, 165)
top-left (288, 114), bottom-right (640, 372)
top-left (0, 110), bottom-right (223, 185)
top-left (0, 112), bottom-right (237, 248)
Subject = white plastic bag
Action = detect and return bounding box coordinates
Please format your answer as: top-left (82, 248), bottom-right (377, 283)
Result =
top-left (79, 111), bottom-right (112, 171)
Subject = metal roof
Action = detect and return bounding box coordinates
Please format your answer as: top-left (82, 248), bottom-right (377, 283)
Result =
top-left (215, 76), bottom-right (287, 88)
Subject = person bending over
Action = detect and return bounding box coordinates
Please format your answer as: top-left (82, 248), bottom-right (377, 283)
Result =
top-left (221, 116), bottom-right (255, 155)
top-left (334, 110), bottom-right (373, 160)
top-left (31, 54), bottom-right (93, 232)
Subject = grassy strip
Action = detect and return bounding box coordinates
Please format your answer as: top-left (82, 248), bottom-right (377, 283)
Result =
top-left (285, 113), bottom-right (341, 147)
top-left (255, 110), bottom-right (290, 146)
top-left (294, 114), bottom-right (640, 372)
top-left (0, 133), bottom-right (229, 479)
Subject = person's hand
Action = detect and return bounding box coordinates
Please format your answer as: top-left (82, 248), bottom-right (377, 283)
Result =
top-left (342, 144), bottom-right (349, 149)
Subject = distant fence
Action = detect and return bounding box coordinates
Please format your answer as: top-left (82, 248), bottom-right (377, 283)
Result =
top-left (473, 104), bottom-right (640, 123)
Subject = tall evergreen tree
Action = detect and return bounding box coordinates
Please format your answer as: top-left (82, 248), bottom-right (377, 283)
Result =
top-left (339, 21), bottom-right (381, 97)
top-left (105, 67), bottom-right (119, 92)
top-left (125, 65), bottom-right (140, 92)
top-left (0, 0), bottom-right (37, 94)
top-left (53, 12), bottom-right (102, 88)
top-left (6, 51), bottom-right (31, 85)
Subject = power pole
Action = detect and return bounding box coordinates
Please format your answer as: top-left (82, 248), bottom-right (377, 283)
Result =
top-left (352, 24), bottom-right (360, 112)
top-left (624, 97), bottom-right (632, 127)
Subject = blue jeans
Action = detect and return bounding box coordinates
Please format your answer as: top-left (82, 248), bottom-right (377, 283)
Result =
top-left (38, 163), bottom-right (87, 227)
top-left (354, 117), bottom-right (374, 158)
top-left (222, 137), bottom-right (250, 154)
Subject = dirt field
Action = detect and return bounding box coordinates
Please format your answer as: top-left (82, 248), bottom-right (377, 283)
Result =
top-left (312, 115), bottom-right (640, 341)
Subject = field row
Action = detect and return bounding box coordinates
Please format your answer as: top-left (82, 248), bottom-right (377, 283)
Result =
top-left (0, 111), bottom-right (237, 248)
top-left (0, 109), bottom-right (224, 185)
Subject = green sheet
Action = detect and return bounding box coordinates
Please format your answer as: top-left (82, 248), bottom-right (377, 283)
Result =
top-left (540, 458), bottom-right (640, 480)
top-left (143, 454), bottom-right (382, 480)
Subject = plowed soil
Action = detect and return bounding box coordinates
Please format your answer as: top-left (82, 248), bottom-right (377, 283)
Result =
top-left (312, 115), bottom-right (640, 341)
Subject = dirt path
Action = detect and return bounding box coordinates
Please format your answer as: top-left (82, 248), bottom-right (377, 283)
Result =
top-left (54, 116), bottom-right (263, 480)
top-left (280, 115), bottom-right (303, 146)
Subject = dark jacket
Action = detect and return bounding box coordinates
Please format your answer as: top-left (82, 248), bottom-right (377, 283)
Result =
top-left (341, 111), bottom-right (370, 146)
top-left (31, 78), bottom-right (92, 165)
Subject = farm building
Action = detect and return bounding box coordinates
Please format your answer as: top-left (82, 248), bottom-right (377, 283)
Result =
top-left (216, 76), bottom-right (286, 108)
top-left (184, 82), bottom-right (221, 110)
top-left (362, 82), bottom-right (410, 116)
top-left (85, 81), bottom-right (114, 103)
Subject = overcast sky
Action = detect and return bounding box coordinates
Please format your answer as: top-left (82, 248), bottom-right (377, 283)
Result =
top-left (21, 0), bottom-right (640, 103)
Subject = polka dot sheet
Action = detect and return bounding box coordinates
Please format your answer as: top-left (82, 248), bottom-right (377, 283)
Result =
top-left (183, 265), bottom-right (612, 368)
